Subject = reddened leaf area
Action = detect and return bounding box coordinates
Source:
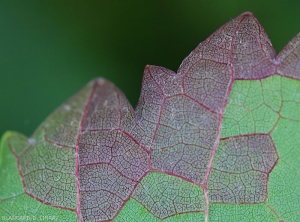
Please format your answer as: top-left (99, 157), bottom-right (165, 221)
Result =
top-left (1, 12), bottom-right (300, 222)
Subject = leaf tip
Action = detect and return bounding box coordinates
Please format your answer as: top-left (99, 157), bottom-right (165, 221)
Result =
top-left (240, 11), bottom-right (254, 17)
top-left (144, 64), bottom-right (151, 72)
top-left (88, 77), bottom-right (108, 87)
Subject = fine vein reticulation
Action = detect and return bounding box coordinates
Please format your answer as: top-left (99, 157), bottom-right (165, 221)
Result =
top-left (5, 12), bottom-right (300, 222)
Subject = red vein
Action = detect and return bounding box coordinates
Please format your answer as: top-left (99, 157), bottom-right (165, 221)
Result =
top-left (150, 169), bottom-right (206, 189)
top-left (74, 81), bottom-right (98, 222)
top-left (201, 14), bottom-right (248, 222)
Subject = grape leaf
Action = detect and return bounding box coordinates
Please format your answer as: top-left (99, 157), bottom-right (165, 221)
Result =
top-left (1, 12), bottom-right (300, 221)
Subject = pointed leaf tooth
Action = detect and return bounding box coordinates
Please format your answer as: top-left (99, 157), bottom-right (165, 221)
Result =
top-left (277, 32), bottom-right (300, 79)
top-left (132, 65), bottom-right (167, 150)
top-left (232, 14), bottom-right (277, 79)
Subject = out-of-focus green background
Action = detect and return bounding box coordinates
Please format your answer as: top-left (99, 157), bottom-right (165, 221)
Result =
top-left (0, 0), bottom-right (299, 137)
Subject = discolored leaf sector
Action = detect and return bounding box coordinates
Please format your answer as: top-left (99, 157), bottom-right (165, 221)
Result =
top-left (208, 134), bottom-right (278, 203)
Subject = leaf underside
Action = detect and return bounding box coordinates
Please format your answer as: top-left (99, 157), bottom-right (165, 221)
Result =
top-left (1, 12), bottom-right (300, 222)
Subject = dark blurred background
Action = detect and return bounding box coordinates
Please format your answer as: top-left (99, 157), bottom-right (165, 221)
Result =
top-left (1, 0), bottom-right (299, 137)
